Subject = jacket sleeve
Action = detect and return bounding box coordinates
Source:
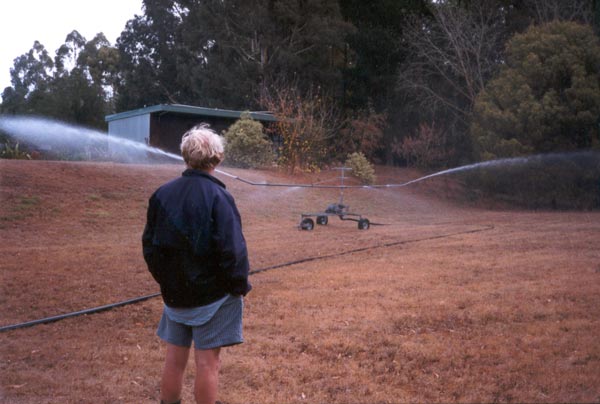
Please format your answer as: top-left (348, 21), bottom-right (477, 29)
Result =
top-left (142, 194), bottom-right (161, 283)
top-left (211, 192), bottom-right (252, 296)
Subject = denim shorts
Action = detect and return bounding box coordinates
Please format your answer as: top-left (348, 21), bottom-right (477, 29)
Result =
top-left (157, 296), bottom-right (244, 350)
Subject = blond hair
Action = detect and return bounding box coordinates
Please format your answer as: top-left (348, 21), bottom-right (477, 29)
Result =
top-left (180, 124), bottom-right (225, 170)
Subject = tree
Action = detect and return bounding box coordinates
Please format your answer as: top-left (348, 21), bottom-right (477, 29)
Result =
top-left (175, 0), bottom-right (261, 108)
top-left (1, 32), bottom-right (118, 129)
top-left (399, 0), bottom-right (505, 122)
top-left (397, 0), bottom-right (508, 165)
top-left (116, 0), bottom-right (183, 110)
top-left (471, 21), bottom-right (600, 160)
top-left (340, 0), bottom-right (427, 111)
top-left (114, 0), bottom-right (352, 110)
top-left (78, 33), bottom-right (121, 101)
top-left (339, 0), bottom-right (428, 164)
top-left (1, 41), bottom-right (54, 115)
top-left (175, 0), bottom-right (352, 109)
top-left (50, 31), bottom-right (113, 127)
top-left (54, 31), bottom-right (87, 76)
top-left (524, 0), bottom-right (593, 25)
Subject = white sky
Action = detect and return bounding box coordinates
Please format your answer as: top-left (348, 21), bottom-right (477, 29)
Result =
top-left (0, 0), bottom-right (143, 98)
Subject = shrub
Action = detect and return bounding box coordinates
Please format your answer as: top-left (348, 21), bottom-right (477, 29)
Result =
top-left (345, 152), bottom-right (376, 185)
top-left (260, 83), bottom-right (340, 172)
top-left (0, 141), bottom-right (31, 160)
top-left (393, 122), bottom-right (450, 168)
top-left (223, 113), bottom-right (274, 168)
top-left (336, 109), bottom-right (387, 162)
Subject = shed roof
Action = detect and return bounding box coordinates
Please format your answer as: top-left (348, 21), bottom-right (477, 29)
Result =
top-left (105, 104), bottom-right (277, 122)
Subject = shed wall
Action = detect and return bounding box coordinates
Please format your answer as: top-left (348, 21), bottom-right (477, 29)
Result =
top-left (108, 114), bottom-right (150, 144)
top-left (150, 114), bottom-right (235, 155)
top-left (106, 107), bottom-right (277, 158)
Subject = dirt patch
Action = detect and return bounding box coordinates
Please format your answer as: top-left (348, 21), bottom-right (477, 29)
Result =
top-left (1, 160), bottom-right (599, 403)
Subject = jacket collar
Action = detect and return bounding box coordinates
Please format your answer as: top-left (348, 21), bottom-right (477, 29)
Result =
top-left (182, 168), bottom-right (226, 188)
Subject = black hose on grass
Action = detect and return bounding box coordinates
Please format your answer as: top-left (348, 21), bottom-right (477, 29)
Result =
top-left (0, 293), bottom-right (160, 333)
top-left (0, 225), bottom-right (494, 333)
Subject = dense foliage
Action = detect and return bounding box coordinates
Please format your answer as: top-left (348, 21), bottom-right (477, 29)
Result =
top-left (471, 21), bottom-right (600, 160)
top-left (345, 151), bottom-right (376, 185)
top-left (223, 113), bottom-right (274, 168)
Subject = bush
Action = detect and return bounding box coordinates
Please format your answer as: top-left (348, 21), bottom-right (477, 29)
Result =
top-left (223, 113), bottom-right (274, 168)
top-left (336, 110), bottom-right (386, 162)
top-left (345, 152), bottom-right (376, 185)
top-left (0, 141), bottom-right (31, 160)
top-left (260, 83), bottom-right (339, 173)
top-left (393, 122), bottom-right (450, 168)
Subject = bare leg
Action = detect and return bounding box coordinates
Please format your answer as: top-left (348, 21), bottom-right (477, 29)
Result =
top-left (194, 347), bottom-right (221, 404)
top-left (160, 343), bottom-right (191, 403)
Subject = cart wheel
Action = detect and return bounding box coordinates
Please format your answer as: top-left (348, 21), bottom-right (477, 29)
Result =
top-left (358, 218), bottom-right (370, 230)
top-left (316, 215), bottom-right (328, 225)
top-left (300, 218), bottom-right (315, 231)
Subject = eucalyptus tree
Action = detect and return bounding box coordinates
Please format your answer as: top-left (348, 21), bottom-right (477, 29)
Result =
top-left (175, 0), bottom-right (352, 109)
top-left (1, 41), bottom-right (54, 115)
top-left (1, 31), bottom-right (119, 129)
top-left (54, 30), bottom-right (87, 76)
top-left (339, 0), bottom-right (427, 112)
top-left (116, 0), bottom-right (183, 110)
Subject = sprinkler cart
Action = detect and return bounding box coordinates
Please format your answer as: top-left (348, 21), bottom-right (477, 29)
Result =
top-left (298, 167), bottom-right (370, 231)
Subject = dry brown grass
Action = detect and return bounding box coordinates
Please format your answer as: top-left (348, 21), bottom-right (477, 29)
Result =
top-left (1, 160), bottom-right (599, 403)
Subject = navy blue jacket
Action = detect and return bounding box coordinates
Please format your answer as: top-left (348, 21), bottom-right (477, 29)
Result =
top-left (142, 169), bottom-right (251, 307)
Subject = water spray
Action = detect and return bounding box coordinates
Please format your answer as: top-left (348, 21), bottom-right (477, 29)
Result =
top-left (0, 115), bottom-right (183, 163)
top-left (2, 115), bottom-right (597, 191)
